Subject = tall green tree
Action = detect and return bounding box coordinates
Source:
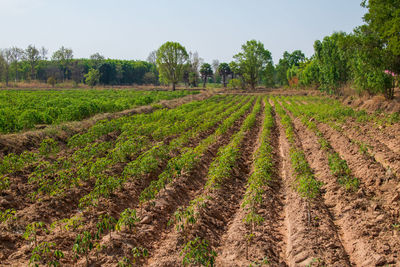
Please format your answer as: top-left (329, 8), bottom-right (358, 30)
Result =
top-left (24, 45), bottom-right (40, 80)
top-left (233, 40), bottom-right (272, 89)
top-left (200, 63), bottom-right (213, 88)
top-left (52, 46), bottom-right (73, 82)
top-left (156, 42), bottom-right (189, 91)
top-left (314, 32), bottom-right (350, 93)
top-left (275, 50), bottom-right (305, 86)
top-left (10, 47), bottom-right (24, 83)
top-left (218, 63), bottom-right (231, 88)
top-left (84, 68), bottom-right (100, 87)
top-left (1, 48), bottom-right (12, 86)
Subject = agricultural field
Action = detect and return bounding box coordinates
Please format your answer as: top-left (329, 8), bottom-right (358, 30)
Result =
top-left (0, 93), bottom-right (400, 266)
top-left (0, 89), bottom-right (197, 133)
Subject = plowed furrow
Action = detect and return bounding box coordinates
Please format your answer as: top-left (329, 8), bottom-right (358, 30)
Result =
top-left (146, 103), bottom-right (263, 267)
top-left (291, 115), bottom-right (400, 266)
top-left (315, 122), bottom-right (400, 218)
top-left (274, 104), bottom-right (350, 267)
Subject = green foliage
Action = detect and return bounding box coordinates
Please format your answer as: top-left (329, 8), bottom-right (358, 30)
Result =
top-left (233, 40), bottom-right (273, 89)
top-left (39, 138), bottom-right (59, 156)
top-left (314, 32), bottom-right (350, 94)
top-left (115, 208), bottom-right (140, 232)
top-left (96, 214), bottom-right (117, 239)
top-left (30, 241), bottom-right (64, 267)
top-left (73, 231), bottom-right (94, 266)
top-left (181, 237), bottom-right (217, 267)
top-left (200, 63), bottom-right (213, 88)
top-left (217, 63), bottom-right (231, 87)
top-left (156, 41), bottom-right (189, 90)
top-left (227, 78), bottom-right (241, 90)
top-left (0, 90), bottom-right (197, 133)
top-left (362, 0), bottom-right (400, 57)
top-left (23, 222), bottom-right (47, 247)
top-left (328, 153), bottom-right (359, 191)
top-left (84, 68), bottom-right (100, 87)
top-left (0, 208), bottom-right (17, 229)
top-left (47, 77), bottom-right (56, 87)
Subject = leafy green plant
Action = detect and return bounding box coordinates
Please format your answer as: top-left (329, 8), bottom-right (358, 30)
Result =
top-left (0, 208), bottom-right (17, 230)
top-left (131, 246), bottom-right (149, 264)
top-left (328, 153), bottom-right (359, 191)
top-left (23, 222), bottom-right (47, 247)
top-left (39, 138), bottom-right (60, 156)
top-left (181, 237), bottom-right (217, 267)
top-left (73, 231), bottom-right (94, 267)
top-left (0, 175), bottom-right (10, 192)
top-left (29, 241), bottom-right (64, 267)
top-left (115, 208), bottom-right (140, 233)
top-left (96, 214), bottom-right (117, 240)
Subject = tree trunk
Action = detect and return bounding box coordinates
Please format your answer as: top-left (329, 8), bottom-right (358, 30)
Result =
top-left (172, 82), bottom-right (176, 91)
top-left (223, 75), bottom-right (226, 88)
top-left (203, 77), bottom-right (206, 88)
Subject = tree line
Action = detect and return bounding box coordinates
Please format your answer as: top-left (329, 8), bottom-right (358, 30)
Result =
top-left (0, 0), bottom-right (398, 98)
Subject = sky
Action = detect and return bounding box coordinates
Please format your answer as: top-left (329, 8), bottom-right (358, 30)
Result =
top-left (0, 0), bottom-right (366, 64)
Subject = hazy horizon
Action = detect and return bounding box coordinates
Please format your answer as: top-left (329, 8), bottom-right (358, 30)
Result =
top-left (0, 0), bottom-right (366, 64)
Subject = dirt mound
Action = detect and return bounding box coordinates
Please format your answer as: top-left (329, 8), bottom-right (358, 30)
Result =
top-left (342, 90), bottom-right (400, 113)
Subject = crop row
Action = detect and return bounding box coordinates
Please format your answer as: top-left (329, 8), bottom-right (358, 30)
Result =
top-left (0, 89), bottom-right (197, 133)
top-left (27, 95), bottom-right (240, 201)
top-left (1, 95), bottom-right (252, 266)
top-left (280, 97), bottom-right (359, 191)
top-left (272, 98), bottom-right (322, 204)
top-left (170, 97), bottom-right (262, 266)
top-left (241, 98), bottom-right (274, 242)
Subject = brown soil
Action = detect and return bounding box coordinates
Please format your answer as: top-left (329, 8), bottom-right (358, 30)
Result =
top-left (273, 102), bottom-right (350, 267)
top-left (2, 94), bottom-right (400, 267)
top-left (342, 91), bottom-right (400, 114)
top-left (290, 114), bottom-right (400, 266)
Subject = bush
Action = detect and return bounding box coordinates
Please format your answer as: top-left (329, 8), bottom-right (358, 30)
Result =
top-left (227, 78), bottom-right (241, 90)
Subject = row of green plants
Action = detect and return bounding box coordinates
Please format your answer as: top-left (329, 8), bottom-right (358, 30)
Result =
top-left (79, 96), bottom-right (246, 208)
top-left (25, 96), bottom-right (237, 201)
top-left (295, 95), bottom-right (400, 127)
top-left (241, 98), bottom-right (274, 260)
top-left (0, 89), bottom-right (197, 133)
top-left (136, 96), bottom-right (253, 205)
top-left (169, 97), bottom-right (262, 266)
top-left (4, 206), bottom-right (143, 266)
top-left (273, 98), bottom-right (322, 219)
top-left (281, 97), bottom-right (359, 191)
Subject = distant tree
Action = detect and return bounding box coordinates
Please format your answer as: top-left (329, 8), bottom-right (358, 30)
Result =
top-left (0, 49), bottom-right (11, 86)
top-left (200, 63), bottom-right (213, 88)
top-left (71, 61), bottom-right (85, 84)
top-left (147, 50), bottom-right (157, 65)
top-left (233, 40), bottom-right (272, 89)
top-left (0, 53), bottom-right (4, 83)
top-left (218, 63), bottom-right (231, 88)
top-left (90, 53), bottom-right (105, 69)
top-left (10, 47), bottom-right (24, 82)
top-left (24, 45), bottom-right (40, 80)
top-left (211, 59), bottom-right (220, 82)
top-left (275, 50), bottom-right (305, 86)
top-left (143, 72), bottom-right (157, 84)
top-left (187, 51), bottom-right (203, 87)
top-left (156, 42), bottom-right (189, 91)
top-left (40, 47), bottom-right (48, 60)
top-left (264, 62), bottom-right (275, 87)
top-left (211, 59), bottom-right (220, 74)
top-left (52, 46), bottom-right (73, 82)
top-left (362, 0), bottom-right (400, 58)
top-left (84, 68), bottom-right (100, 87)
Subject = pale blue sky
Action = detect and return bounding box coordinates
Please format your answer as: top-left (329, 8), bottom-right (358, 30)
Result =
top-left (0, 0), bottom-right (366, 64)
